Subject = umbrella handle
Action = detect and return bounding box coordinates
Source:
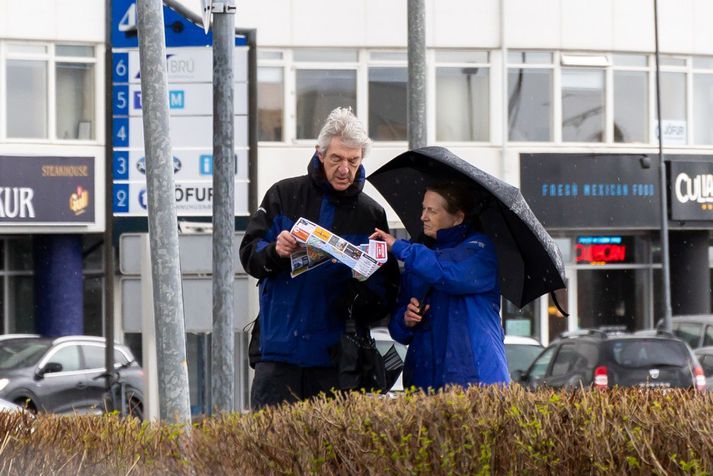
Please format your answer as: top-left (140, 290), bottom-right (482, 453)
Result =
top-left (550, 291), bottom-right (570, 318)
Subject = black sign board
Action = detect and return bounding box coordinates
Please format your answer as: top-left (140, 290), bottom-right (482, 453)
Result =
top-left (0, 156), bottom-right (95, 224)
top-left (520, 153), bottom-right (660, 229)
top-left (669, 160), bottom-right (713, 222)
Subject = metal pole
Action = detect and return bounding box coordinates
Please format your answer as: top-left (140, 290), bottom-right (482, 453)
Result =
top-left (654, 0), bottom-right (673, 331)
top-left (103, 0), bottom-right (116, 408)
top-left (136, 0), bottom-right (192, 425)
top-left (407, 0), bottom-right (427, 149)
top-left (211, 0), bottom-right (236, 414)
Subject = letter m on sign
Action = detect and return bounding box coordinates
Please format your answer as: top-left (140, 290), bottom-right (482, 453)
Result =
top-left (169, 90), bottom-right (185, 109)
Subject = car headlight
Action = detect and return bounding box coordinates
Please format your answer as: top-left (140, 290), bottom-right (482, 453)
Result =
top-left (0, 378), bottom-right (9, 392)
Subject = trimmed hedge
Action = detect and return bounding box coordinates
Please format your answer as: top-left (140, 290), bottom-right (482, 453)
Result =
top-left (1, 386), bottom-right (712, 475)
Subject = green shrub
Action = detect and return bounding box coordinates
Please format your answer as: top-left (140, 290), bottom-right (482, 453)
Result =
top-left (0, 387), bottom-right (711, 475)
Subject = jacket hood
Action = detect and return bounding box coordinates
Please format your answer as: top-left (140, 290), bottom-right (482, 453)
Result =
top-left (307, 152), bottom-right (365, 201)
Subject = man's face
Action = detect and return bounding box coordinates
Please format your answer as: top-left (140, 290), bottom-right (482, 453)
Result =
top-left (317, 138), bottom-right (363, 191)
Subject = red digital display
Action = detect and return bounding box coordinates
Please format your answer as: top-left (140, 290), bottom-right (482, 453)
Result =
top-left (576, 243), bottom-right (627, 264)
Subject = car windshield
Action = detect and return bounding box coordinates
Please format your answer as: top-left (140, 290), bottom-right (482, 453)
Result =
top-left (607, 339), bottom-right (689, 368)
top-left (505, 344), bottom-right (543, 373)
top-left (0, 339), bottom-right (52, 370)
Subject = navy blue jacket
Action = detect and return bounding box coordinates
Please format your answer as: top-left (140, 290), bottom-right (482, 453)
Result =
top-left (239, 153), bottom-right (399, 367)
top-left (389, 224), bottom-right (510, 390)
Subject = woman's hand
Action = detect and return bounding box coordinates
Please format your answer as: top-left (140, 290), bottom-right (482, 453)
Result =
top-left (369, 228), bottom-right (396, 250)
top-left (404, 297), bottom-right (429, 327)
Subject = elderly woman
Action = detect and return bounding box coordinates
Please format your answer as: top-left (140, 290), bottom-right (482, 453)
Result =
top-left (370, 181), bottom-right (509, 391)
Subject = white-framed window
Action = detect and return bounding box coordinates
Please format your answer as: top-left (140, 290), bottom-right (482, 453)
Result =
top-left (507, 51), bottom-right (554, 142)
top-left (434, 50), bottom-right (490, 142)
top-left (368, 51), bottom-right (408, 142)
top-left (257, 50), bottom-right (285, 142)
top-left (692, 56), bottom-right (713, 145)
top-left (1, 41), bottom-right (98, 142)
top-left (613, 54), bottom-right (649, 143)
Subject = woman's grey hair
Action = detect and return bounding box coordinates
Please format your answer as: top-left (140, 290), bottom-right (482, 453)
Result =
top-left (316, 107), bottom-right (372, 158)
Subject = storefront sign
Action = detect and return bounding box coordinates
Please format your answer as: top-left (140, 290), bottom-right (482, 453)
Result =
top-left (669, 161), bottom-right (713, 221)
top-left (0, 156), bottom-right (95, 224)
top-left (520, 154), bottom-right (660, 229)
top-left (576, 236), bottom-right (632, 264)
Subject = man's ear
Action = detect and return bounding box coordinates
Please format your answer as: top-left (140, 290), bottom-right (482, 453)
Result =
top-left (315, 146), bottom-right (324, 163)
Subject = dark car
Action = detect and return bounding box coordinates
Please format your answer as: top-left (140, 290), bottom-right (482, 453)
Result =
top-left (515, 329), bottom-right (706, 392)
top-left (0, 334), bottom-right (144, 416)
top-left (694, 346), bottom-right (713, 391)
top-left (657, 315), bottom-right (713, 350)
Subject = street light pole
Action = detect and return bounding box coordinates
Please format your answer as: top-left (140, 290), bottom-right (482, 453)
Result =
top-left (654, 0), bottom-right (673, 331)
top-left (136, 0), bottom-right (192, 425)
top-left (209, 0), bottom-right (237, 414)
top-left (407, 0), bottom-right (427, 149)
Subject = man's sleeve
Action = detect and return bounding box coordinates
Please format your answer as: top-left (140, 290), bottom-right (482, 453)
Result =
top-left (239, 185), bottom-right (290, 279)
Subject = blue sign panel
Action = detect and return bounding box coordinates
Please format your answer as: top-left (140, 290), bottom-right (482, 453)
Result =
top-left (113, 151), bottom-right (130, 180)
top-left (113, 85), bottom-right (129, 116)
top-left (112, 117), bottom-right (129, 148)
top-left (113, 183), bottom-right (130, 213)
top-left (112, 52), bottom-right (129, 83)
top-left (111, 0), bottom-right (247, 48)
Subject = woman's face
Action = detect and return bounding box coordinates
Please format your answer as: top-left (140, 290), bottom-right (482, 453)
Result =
top-left (420, 190), bottom-right (464, 238)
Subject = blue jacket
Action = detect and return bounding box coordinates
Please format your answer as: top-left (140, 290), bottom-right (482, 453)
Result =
top-left (388, 224), bottom-right (510, 390)
top-left (239, 153), bottom-right (399, 367)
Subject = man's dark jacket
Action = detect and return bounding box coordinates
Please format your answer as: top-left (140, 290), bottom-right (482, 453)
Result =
top-left (239, 153), bottom-right (399, 367)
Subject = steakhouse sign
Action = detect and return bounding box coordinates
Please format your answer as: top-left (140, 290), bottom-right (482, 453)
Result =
top-left (0, 156), bottom-right (95, 224)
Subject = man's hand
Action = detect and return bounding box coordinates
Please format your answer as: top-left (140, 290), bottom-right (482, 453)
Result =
top-left (275, 230), bottom-right (299, 257)
top-left (404, 297), bottom-right (429, 327)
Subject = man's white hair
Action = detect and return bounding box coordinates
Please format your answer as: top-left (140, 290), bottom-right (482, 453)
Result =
top-left (316, 107), bottom-right (372, 158)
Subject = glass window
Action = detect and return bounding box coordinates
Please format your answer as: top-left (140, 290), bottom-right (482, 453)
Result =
top-left (7, 44), bottom-right (47, 55)
top-left (296, 69), bottom-right (356, 139)
top-left (257, 67), bottom-right (284, 141)
top-left (368, 67), bottom-right (407, 141)
top-left (613, 54), bottom-right (648, 67)
top-left (528, 345), bottom-right (556, 379)
top-left (692, 56), bottom-right (713, 69)
top-left (56, 62), bottom-right (95, 140)
top-left (660, 56), bottom-right (686, 67)
top-left (370, 52), bottom-right (407, 62)
top-left (661, 72), bottom-right (686, 121)
top-left (257, 51), bottom-right (283, 61)
top-left (693, 74), bottom-right (713, 145)
top-left (562, 68), bottom-right (605, 142)
top-left (56, 45), bottom-right (94, 57)
top-left (508, 51), bottom-right (552, 64)
top-left (436, 50), bottom-right (488, 63)
top-left (703, 325), bottom-right (713, 347)
top-left (84, 276), bottom-right (103, 336)
top-left (82, 345), bottom-right (105, 370)
top-left (614, 71), bottom-right (648, 142)
top-left (550, 343), bottom-right (578, 376)
top-left (672, 322), bottom-right (702, 348)
top-left (508, 68), bottom-right (552, 141)
top-left (9, 276), bottom-right (33, 334)
top-left (436, 66), bottom-right (489, 141)
top-left (7, 59), bottom-right (48, 138)
top-left (294, 49), bottom-right (357, 62)
top-left (49, 345), bottom-right (81, 372)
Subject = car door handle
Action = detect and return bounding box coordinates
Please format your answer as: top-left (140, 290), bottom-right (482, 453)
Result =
top-left (76, 382), bottom-right (87, 390)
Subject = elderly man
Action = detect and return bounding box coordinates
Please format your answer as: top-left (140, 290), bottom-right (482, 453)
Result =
top-left (240, 107), bottom-right (399, 409)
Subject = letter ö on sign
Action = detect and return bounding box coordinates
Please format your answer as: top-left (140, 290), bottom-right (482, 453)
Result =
top-left (0, 187), bottom-right (36, 218)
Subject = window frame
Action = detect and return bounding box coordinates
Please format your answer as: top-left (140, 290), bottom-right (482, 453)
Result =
top-left (0, 41), bottom-right (101, 144)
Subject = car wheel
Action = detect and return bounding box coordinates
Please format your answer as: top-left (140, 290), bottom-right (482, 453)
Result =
top-left (127, 396), bottom-right (143, 420)
top-left (14, 397), bottom-right (37, 415)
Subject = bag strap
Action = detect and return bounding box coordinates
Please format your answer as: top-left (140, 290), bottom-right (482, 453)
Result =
top-left (345, 293), bottom-right (358, 334)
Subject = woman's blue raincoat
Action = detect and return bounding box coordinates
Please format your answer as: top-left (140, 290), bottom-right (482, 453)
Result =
top-left (388, 223), bottom-right (510, 390)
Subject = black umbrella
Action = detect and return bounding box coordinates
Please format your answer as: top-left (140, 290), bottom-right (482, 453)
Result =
top-left (367, 146), bottom-right (566, 308)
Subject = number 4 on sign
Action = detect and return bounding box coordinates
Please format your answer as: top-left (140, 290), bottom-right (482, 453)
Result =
top-left (119, 3), bottom-right (137, 33)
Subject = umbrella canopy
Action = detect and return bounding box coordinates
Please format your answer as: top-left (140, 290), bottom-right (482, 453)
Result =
top-left (367, 146), bottom-right (566, 308)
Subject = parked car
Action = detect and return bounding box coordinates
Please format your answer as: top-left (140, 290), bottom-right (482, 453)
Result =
top-left (656, 315), bottom-right (713, 349)
top-left (514, 329), bottom-right (706, 392)
top-left (0, 397), bottom-right (23, 413)
top-left (0, 335), bottom-right (144, 416)
top-left (504, 335), bottom-right (544, 381)
top-left (694, 346), bottom-right (713, 391)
